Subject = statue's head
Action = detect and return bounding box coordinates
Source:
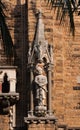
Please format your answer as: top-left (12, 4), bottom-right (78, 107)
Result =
top-left (37, 59), bottom-right (43, 63)
top-left (36, 65), bottom-right (43, 75)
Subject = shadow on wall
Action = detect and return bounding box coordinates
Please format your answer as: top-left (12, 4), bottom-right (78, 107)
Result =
top-left (14, 126), bottom-right (28, 130)
top-left (12, 0), bottom-right (29, 129)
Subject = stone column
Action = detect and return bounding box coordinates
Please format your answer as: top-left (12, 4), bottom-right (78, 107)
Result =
top-left (29, 64), bottom-right (34, 116)
top-left (47, 63), bottom-right (52, 115)
top-left (9, 106), bottom-right (14, 130)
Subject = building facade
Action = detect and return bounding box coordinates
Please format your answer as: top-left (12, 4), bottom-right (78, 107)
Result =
top-left (0, 0), bottom-right (80, 130)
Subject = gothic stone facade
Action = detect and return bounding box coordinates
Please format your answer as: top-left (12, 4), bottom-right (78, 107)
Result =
top-left (0, 0), bottom-right (80, 130)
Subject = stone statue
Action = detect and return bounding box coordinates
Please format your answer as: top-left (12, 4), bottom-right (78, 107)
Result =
top-left (34, 62), bottom-right (47, 114)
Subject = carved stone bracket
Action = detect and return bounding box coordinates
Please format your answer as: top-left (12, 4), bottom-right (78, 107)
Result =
top-left (0, 93), bottom-right (19, 114)
top-left (0, 93), bottom-right (19, 107)
top-left (24, 115), bottom-right (57, 124)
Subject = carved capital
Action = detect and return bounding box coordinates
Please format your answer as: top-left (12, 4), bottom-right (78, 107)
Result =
top-left (46, 63), bottom-right (53, 71)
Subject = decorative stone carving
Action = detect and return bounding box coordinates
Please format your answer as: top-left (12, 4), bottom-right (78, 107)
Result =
top-left (34, 62), bottom-right (47, 116)
top-left (28, 11), bottom-right (53, 64)
top-left (24, 10), bottom-right (57, 124)
top-left (27, 11), bottom-right (53, 116)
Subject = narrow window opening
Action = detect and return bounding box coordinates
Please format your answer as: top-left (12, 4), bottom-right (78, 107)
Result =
top-left (2, 73), bottom-right (10, 93)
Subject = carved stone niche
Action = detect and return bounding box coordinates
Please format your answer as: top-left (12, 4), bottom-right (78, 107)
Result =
top-left (24, 11), bottom-right (57, 125)
top-left (0, 66), bottom-right (19, 114)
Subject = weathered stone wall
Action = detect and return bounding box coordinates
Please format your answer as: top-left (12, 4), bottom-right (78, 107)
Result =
top-left (28, 124), bottom-right (56, 130)
top-left (53, 9), bottom-right (80, 127)
top-left (28, 0), bottom-right (80, 128)
top-left (0, 0), bottom-right (17, 130)
top-left (0, 0), bottom-right (28, 129)
top-left (0, 115), bottom-right (9, 130)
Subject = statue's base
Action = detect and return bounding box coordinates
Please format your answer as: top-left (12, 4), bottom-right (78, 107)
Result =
top-left (24, 114), bottom-right (57, 124)
top-left (34, 105), bottom-right (47, 117)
